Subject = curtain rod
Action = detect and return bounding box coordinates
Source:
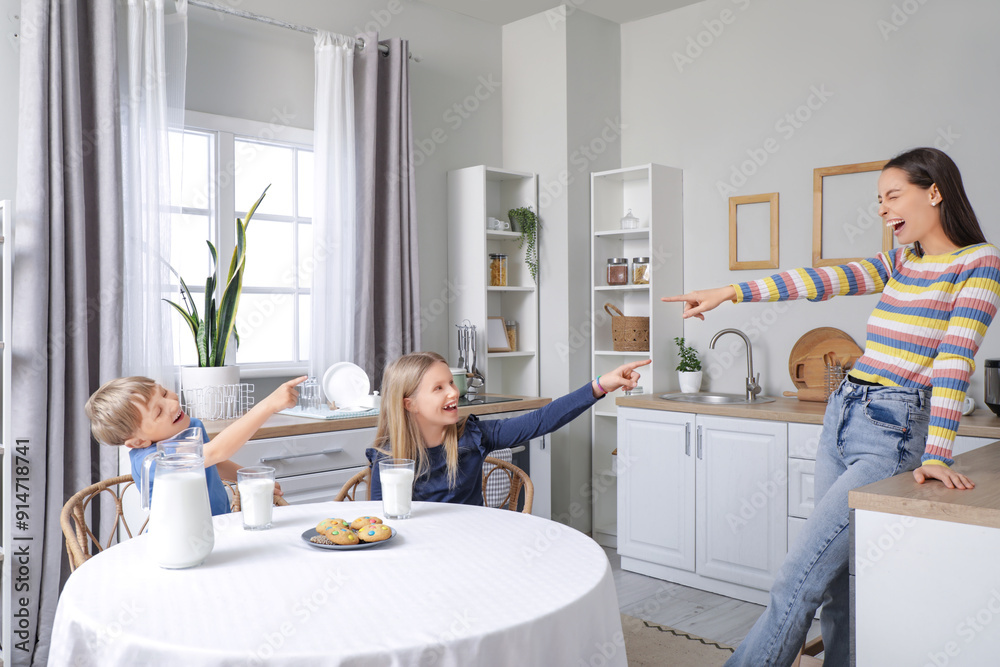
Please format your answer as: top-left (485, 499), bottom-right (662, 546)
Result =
top-left (188, 0), bottom-right (418, 60)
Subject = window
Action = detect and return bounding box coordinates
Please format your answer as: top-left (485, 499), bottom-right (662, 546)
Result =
top-left (168, 112), bottom-right (314, 376)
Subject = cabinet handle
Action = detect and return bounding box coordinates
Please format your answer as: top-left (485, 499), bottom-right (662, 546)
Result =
top-left (697, 425), bottom-right (703, 460)
top-left (259, 447), bottom-right (345, 464)
top-left (685, 423), bottom-right (691, 456)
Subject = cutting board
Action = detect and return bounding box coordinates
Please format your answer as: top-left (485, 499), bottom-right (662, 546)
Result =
top-left (787, 327), bottom-right (863, 400)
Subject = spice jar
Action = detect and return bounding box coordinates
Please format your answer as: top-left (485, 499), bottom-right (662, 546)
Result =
top-left (505, 319), bottom-right (518, 351)
top-left (489, 253), bottom-right (508, 286)
top-left (632, 257), bottom-right (650, 285)
top-left (607, 258), bottom-right (628, 286)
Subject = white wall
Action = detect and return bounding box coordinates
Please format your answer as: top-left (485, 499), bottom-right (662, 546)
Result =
top-left (504, 7), bottom-right (620, 530)
top-left (186, 0), bottom-right (504, 369)
top-left (0, 1), bottom-right (19, 201)
top-left (621, 0), bottom-right (1000, 402)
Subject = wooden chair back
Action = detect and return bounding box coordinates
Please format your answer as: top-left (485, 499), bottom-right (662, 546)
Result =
top-left (483, 456), bottom-right (533, 514)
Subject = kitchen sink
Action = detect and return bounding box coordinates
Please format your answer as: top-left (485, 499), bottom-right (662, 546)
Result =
top-left (658, 392), bottom-right (776, 405)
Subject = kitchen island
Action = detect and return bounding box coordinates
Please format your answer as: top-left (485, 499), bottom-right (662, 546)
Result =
top-left (849, 440), bottom-right (1000, 666)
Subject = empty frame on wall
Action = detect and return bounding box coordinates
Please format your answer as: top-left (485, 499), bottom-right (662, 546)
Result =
top-left (729, 192), bottom-right (779, 270)
top-left (813, 160), bottom-right (890, 267)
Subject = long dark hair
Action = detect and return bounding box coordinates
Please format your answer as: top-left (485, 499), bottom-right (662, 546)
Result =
top-left (883, 147), bottom-right (987, 256)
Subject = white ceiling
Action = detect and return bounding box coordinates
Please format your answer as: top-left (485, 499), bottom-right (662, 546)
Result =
top-left (415, 0), bottom-right (704, 25)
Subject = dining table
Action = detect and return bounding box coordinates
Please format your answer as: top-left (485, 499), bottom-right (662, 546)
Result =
top-left (48, 500), bottom-right (627, 666)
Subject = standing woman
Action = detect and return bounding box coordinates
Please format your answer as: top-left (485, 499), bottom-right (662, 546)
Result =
top-left (663, 148), bottom-right (1000, 667)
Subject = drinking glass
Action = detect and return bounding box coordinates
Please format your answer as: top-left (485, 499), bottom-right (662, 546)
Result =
top-left (237, 466), bottom-right (276, 530)
top-left (379, 458), bottom-right (415, 520)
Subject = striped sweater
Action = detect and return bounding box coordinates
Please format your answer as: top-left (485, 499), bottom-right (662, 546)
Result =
top-left (732, 243), bottom-right (1000, 466)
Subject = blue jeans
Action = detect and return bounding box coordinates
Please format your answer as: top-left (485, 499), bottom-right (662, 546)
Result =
top-left (725, 379), bottom-right (929, 667)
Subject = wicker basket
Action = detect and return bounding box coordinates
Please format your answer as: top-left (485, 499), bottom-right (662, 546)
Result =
top-left (604, 303), bottom-right (649, 352)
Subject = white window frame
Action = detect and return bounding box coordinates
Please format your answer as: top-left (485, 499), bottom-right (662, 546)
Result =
top-left (180, 110), bottom-right (314, 379)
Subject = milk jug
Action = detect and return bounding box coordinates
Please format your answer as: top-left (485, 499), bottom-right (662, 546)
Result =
top-left (140, 427), bottom-right (215, 569)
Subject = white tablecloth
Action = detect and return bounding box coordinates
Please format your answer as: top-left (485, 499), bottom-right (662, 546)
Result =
top-left (49, 501), bottom-right (626, 666)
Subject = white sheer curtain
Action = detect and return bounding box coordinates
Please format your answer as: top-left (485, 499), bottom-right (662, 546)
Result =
top-left (310, 32), bottom-right (357, 378)
top-left (121, 0), bottom-right (187, 384)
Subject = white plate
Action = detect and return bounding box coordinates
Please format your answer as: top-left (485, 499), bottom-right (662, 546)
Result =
top-left (322, 362), bottom-right (370, 409)
top-left (301, 527), bottom-right (396, 550)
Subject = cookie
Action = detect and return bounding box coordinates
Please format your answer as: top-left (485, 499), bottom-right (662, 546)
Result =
top-left (350, 516), bottom-right (383, 530)
top-left (310, 534), bottom-right (334, 545)
top-left (357, 523), bottom-right (393, 543)
top-left (316, 518), bottom-right (350, 536)
top-left (326, 528), bottom-right (360, 545)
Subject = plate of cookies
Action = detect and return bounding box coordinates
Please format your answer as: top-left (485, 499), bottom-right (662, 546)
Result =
top-left (301, 516), bottom-right (396, 550)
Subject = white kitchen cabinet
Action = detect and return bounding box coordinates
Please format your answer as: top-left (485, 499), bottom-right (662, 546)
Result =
top-left (696, 415), bottom-right (788, 591)
top-left (616, 409), bottom-right (695, 571)
top-left (590, 164), bottom-right (683, 547)
top-left (617, 408), bottom-right (787, 603)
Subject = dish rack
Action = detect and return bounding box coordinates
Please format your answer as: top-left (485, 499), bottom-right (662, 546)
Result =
top-left (181, 383), bottom-right (254, 421)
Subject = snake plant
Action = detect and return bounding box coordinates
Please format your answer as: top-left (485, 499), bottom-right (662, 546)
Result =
top-left (164, 186), bottom-right (269, 367)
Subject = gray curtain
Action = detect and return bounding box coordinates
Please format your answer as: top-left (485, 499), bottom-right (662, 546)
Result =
top-left (354, 35), bottom-right (420, 390)
top-left (11, 0), bottom-right (122, 663)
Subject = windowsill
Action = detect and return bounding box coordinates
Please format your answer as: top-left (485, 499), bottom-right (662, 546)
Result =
top-left (237, 363), bottom-right (310, 380)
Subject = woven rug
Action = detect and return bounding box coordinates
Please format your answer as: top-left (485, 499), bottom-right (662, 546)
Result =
top-left (621, 614), bottom-right (735, 666)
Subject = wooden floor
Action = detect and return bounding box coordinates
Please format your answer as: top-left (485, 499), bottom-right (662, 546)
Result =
top-left (604, 546), bottom-right (821, 650)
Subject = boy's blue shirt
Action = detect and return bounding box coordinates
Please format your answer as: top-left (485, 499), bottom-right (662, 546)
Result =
top-left (128, 418), bottom-right (231, 516)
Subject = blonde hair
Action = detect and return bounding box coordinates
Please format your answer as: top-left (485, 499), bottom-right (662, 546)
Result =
top-left (84, 376), bottom-right (158, 445)
top-left (374, 352), bottom-right (464, 488)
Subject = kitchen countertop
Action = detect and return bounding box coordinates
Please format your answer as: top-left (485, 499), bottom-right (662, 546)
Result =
top-left (615, 392), bottom-right (1000, 438)
top-left (202, 393), bottom-right (552, 439)
top-left (849, 441), bottom-right (1000, 529)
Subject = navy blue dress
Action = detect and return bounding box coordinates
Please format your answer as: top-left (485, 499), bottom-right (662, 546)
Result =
top-left (367, 382), bottom-right (600, 505)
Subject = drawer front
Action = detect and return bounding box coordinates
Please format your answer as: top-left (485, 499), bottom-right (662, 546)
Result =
top-left (279, 466), bottom-right (368, 505)
top-left (788, 422), bottom-right (822, 460)
top-left (788, 458), bottom-right (816, 519)
top-left (231, 428), bottom-right (374, 478)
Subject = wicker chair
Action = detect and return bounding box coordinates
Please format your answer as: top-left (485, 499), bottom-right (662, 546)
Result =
top-left (792, 636), bottom-right (824, 666)
top-left (334, 458), bottom-right (533, 514)
top-left (334, 467), bottom-right (371, 501)
top-left (482, 456), bottom-right (533, 514)
top-left (61, 474), bottom-right (288, 572)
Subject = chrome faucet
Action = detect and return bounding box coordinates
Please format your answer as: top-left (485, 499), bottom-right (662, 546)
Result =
top-left (709, 328), bottom-right (763, 401)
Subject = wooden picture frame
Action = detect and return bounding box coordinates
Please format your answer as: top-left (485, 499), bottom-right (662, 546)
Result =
top-left (486, 316), bottom-right (511, 353)
top-left (813, 160), bottom-right (889, 267)
top-left (729, 192), bottom-right (779, 270)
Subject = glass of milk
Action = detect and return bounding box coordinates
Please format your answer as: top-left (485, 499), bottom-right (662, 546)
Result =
top-left (237, 466), bottom-right (276, 530)
top-left (379, 458), bottom-right (415, 519)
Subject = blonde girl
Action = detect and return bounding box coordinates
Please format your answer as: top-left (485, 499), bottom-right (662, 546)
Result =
top-left (366, 351), bottom-right (650, 505)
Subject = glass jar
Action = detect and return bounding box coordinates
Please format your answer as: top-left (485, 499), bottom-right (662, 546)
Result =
top-left (607, 258), bottom-right (628, 285)
top-left (632, 257), bottom-right (650, 285)
top-left (505, 319), bottom-right (518, 351)
top-left (489, 253), bottom-right (508, 286)
top-left (620, 209), bottom-right (640, 230)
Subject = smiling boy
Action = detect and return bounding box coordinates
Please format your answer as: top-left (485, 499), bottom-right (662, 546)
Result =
top-left (85, 375), bottom-right (305, 514)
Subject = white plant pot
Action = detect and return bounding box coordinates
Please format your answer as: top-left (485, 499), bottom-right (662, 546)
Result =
top-left (180, 365), bottom-right (241, 420)
top-left (678, 370), bottom-right (703, 394)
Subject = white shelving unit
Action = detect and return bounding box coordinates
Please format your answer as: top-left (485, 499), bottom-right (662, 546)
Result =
top-left (590, 165), bottom-right (683, 547)
top-left (447, 166), bottom-right (539, 397)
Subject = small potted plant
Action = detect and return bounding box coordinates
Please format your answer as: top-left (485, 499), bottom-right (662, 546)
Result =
top-left (508, 206), bottom-right (539, 284)
top-left (164, 186), bottom-right (269, 412)
top-left (674, 336), bottom-right (703, 393)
